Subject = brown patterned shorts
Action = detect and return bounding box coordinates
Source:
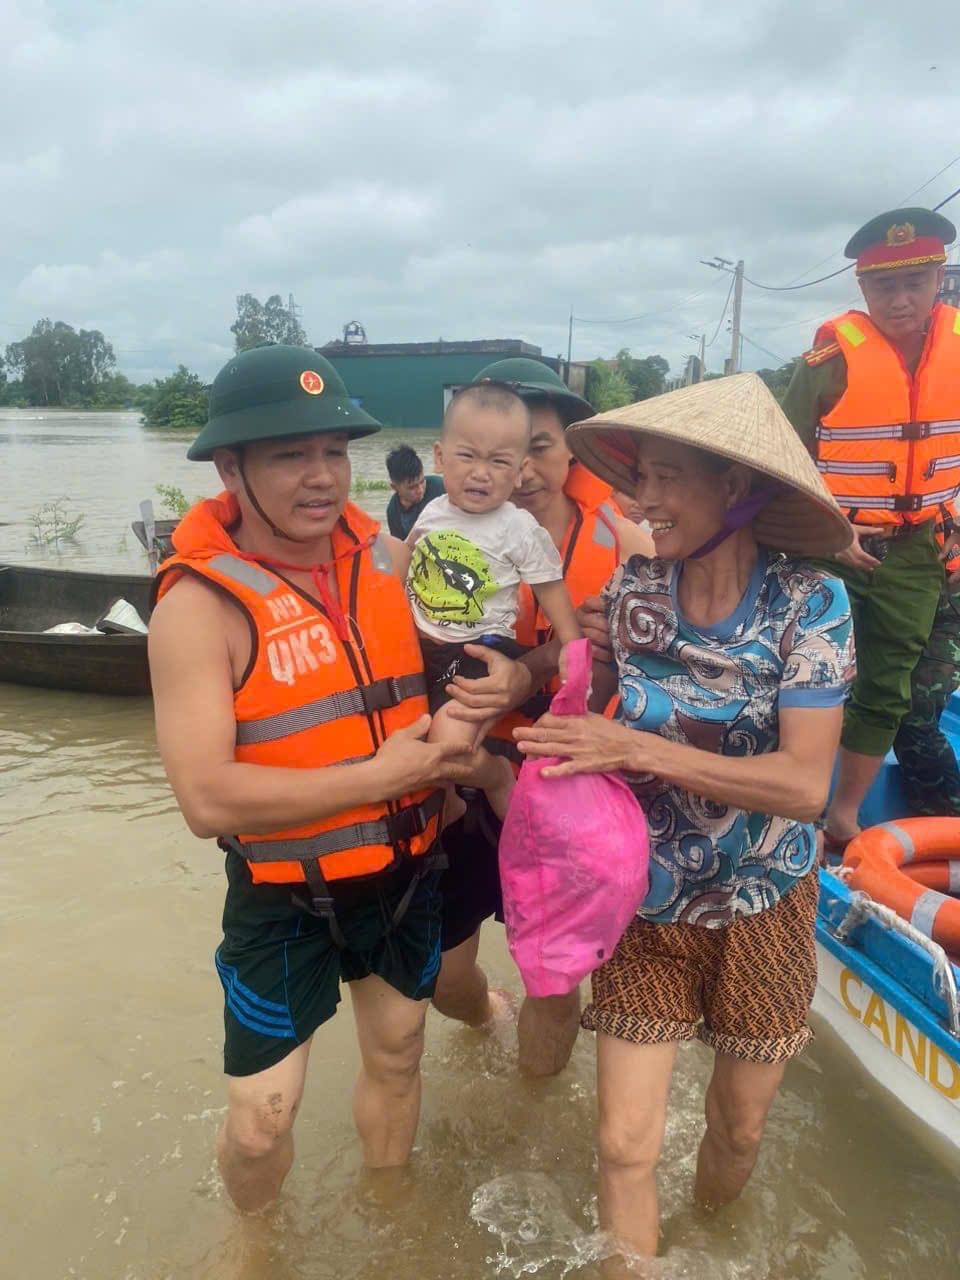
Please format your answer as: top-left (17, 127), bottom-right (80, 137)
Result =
top-left (581, 871), bottom-right (819, 1064)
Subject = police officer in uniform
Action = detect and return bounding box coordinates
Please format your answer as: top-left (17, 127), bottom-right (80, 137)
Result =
top-left (782, 207), bottom-right (960, 848)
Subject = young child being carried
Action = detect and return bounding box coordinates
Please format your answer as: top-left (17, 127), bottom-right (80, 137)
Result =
top-left (401, 381), bottom-right (580, 822)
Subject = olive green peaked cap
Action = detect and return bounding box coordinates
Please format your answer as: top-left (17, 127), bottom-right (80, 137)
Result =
top-left (187, 344), bottom-right (380, 461)
top-left (471, 357), bottom-right (594, 426)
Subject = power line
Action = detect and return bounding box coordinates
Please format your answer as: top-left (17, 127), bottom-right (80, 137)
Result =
top-left (776, 153), bottom-right (960, 288)
top-left (741, 333), bottom-right (790, 364)
top-left (706, 273), bottom-right (736, 346)
top-left (740, 176), bottom-right (960, 293)
top-left (900, 153), bottom-right (960, 204)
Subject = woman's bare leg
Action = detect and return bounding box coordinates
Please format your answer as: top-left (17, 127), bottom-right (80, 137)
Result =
top-left (694, 1053), bottom-right (786, 1208)
top-left (596, 1034), bottom-right (677, 1271)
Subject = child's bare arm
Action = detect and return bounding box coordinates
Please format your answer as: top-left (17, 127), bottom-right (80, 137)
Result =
top-left (530, 579), bottom-right (581, 645)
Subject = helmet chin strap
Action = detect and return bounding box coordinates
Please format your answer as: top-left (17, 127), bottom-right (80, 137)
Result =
top-left (237, 453), bottom-right (296, 543)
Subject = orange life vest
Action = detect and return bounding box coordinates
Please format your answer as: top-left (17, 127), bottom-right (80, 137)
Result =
top-left (154, 493), bottom-right (442, 887)
top-left (815, 303), bottom-right (960, 527)
top-left (486, 463), bottom-right (621, 767)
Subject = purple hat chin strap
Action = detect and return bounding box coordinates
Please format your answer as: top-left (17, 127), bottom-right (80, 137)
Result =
top-left (687, 485), bottom-right (781, 560)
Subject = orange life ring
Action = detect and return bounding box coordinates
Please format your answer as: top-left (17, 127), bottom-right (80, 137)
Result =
top-left (904, 862), bottom-right (960, 894)
top-left (843, 819), bottom-right (960, 952)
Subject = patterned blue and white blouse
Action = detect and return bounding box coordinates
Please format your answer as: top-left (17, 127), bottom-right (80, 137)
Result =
top-left (606, 551), bottom-right (855, 927)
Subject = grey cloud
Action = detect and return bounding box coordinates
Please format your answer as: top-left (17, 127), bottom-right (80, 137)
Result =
top-left (2, 0), bottom-right (957, 381)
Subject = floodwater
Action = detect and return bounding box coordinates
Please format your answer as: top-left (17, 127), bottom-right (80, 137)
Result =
top-left (3, 410), bottom-right (960, 1279)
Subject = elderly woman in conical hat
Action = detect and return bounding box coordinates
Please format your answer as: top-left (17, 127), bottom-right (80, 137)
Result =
top-left (514, 374), bottom-right (855, 1267)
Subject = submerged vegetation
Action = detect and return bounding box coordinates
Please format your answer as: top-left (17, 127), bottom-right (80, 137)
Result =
top-left (28, 498), bottom-right (85, 548)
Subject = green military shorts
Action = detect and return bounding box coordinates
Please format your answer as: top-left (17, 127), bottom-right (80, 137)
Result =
top-left (215, 850), bottom-right (442, 1077)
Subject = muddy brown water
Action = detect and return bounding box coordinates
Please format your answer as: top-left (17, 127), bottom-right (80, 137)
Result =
top-left (2, 410), bottom-right (959, 1278)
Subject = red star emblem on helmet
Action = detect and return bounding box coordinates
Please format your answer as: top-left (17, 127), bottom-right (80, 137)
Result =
top-left (300, 370), bottom-right (325, 395)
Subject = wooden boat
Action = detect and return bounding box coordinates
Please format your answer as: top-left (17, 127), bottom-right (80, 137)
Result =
top-left (131, 516), bottom-right (177, 561)
top-left (0, 563), bottom-right (153, 695)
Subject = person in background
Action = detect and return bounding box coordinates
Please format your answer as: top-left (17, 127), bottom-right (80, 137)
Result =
top-left (781, 206), bottom-right (960, 854)
top-left (516, 374), bottom-right (853, 1267)
top-left (431, 358), bottom-right (652, 1076)
top-left (385, 444), bottom-right (444, 539)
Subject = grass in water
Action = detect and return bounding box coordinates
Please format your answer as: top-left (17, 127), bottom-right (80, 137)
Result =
top-left (28, 498), bottom-right (84, 548)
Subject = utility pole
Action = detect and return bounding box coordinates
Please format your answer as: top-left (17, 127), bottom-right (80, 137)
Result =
top-left (729, 260), bottom-right (744, 374)
top-left (701, 256), bottom-right (744, 375)
top-left (566, 309), bottom-right (573, 381)
top-left (688, 332), bottom-right (706, 382)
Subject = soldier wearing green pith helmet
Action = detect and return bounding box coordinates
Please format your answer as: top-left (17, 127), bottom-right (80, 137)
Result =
top-left (148, 343), bottom-right (521, 1211)
top-left (781, 206), bottom-right (960, 850)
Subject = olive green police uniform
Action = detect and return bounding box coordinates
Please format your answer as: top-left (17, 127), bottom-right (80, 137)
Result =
top-left (782, 354), bottom-right (945, 759)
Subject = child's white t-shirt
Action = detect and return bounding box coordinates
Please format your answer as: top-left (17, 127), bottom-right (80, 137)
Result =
top-left (406, 495), bottom-right (563, 642)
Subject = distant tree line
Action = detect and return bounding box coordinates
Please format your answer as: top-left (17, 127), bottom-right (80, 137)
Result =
top-left (584, 349), bottom-right (799, 410)
top-left (0, 292), bottom-right (309, 429)
top-left (1, 319), bottom-right (138, 410)
top-left (0, 301), bottom-right (798, 429)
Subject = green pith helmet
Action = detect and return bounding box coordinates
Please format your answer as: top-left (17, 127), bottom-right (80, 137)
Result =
top-left (471, 357), bottom-right (594, 426)
top-left (187, 343), bottom-right (380, 461)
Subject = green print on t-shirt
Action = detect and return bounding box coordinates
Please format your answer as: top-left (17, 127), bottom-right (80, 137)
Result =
top-left (409, 531), bottom-right (497, 624)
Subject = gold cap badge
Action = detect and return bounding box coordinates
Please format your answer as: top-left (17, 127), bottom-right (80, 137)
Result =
top-left (886, 222), bottom-right (916, 247)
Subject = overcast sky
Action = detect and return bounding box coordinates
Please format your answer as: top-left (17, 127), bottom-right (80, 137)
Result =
top-left (4, 0), bottom-right (959, 384)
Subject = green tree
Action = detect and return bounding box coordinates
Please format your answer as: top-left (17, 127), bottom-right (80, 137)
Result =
top-left (5, 319), bottom-right (117, 406)
top-left (90, 372), bottom-right (140, 409)
top-left (231, 293), bottom-right (307, 351)
top-left (757, 359), bottom-right (799, 403)
top-left (614, 350), bottom-right (670, 401)
top-left (140, 365), bottom-right (208, 430)
top-left (585, 359), bottom-right (635, 411)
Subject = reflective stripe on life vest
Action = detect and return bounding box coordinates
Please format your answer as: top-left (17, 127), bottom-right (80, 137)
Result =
top-left (815, 304), bottom-right (960, 527)
top-left (155, 492), bottom-right (441, 886)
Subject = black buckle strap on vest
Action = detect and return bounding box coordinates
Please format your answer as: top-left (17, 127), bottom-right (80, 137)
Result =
top-left (893, 494), bottom-right (924, 513)
top-left (385, 844), bottom-right (450, 935)
top-left (901, 421), bottom-right (931, 441)
top-left (361, 675), bottom-right (417, 715)
top-left (299, 859), bottom-right (349, 949)
top-left (298, 841), bottom-right (448, 946)
top-left (385, 789), bottom-right (444, 845)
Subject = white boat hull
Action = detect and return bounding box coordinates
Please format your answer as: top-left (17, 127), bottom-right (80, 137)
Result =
top-left (815, 941), bottom-right (960, 1150)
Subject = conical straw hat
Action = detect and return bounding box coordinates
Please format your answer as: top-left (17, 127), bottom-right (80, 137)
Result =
top-left (566, 373), bottom-right (852, 557)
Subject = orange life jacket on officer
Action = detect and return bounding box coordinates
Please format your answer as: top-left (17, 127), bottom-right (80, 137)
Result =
top-left (810, 206), bottom-right (960, 528)
top-left (813, 302), bottom-right (960, 526)
top-left (156, 492), bottom-right (442, 887)
top-left (485, 462), bottom-right (621, 767)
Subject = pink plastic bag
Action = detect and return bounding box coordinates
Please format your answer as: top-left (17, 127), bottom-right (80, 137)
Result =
top-left (499, 638), bottom-right (650, 997)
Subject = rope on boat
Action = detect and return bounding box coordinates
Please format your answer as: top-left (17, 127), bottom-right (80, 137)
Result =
top-left (833, 891), bottom-right (960, 1038)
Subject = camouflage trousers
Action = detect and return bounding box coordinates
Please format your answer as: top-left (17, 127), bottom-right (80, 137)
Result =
top-left (893, 578), bottom-right (960, 816)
